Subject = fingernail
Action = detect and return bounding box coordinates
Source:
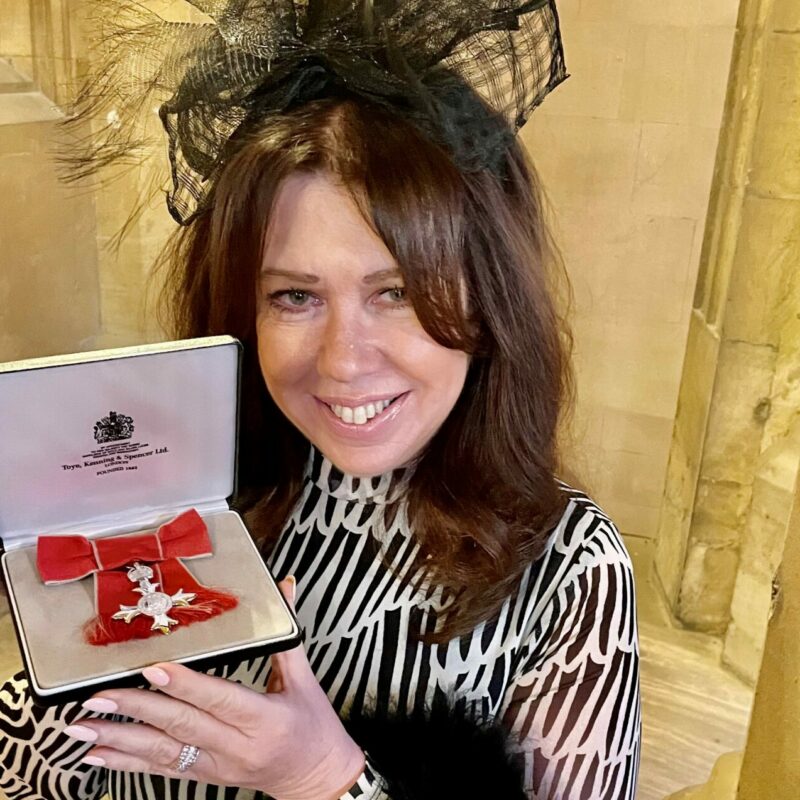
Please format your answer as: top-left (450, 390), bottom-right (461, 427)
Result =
top-left (82, 698), bottom-right (118, 713)
top-left (64, 725), bottom-right (98, 742)
top-left (142, 666), bottom-right (170, 686)
top-left (81, 755), bottom-right (106, 767)
top-left (287, 575), bottom-right (296, 604)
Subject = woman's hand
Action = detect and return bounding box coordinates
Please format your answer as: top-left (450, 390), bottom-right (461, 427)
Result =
top-left (63, 577), bottom-right (365, 800)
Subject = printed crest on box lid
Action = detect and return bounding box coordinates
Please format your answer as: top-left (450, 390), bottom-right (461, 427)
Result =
top-left (0, 336), bottom-right (241, 549)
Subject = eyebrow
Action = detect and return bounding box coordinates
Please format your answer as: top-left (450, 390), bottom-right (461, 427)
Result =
top-left (261, 267), bottom-right (402, 285)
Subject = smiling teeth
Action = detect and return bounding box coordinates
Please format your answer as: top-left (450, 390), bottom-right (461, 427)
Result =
top-left (330, 397), bottom-right (396, 425)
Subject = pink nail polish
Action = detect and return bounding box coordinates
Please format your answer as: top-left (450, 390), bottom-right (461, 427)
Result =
top-left (82, 698), bottom-right (118, 713)
top-left (287, 575), bottom-right (296, 603)
top-left (142, 666), bottom-right (170, 686)
top-left (82, 755), bottom-right (106, 767)
top-left (64, 725), bottom-right (99, 742)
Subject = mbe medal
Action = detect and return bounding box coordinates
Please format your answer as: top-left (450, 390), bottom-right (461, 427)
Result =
top-left (112, 562), bottom-right (197, 635)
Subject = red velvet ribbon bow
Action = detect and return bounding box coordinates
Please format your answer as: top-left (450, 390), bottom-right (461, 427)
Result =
top-left (37, 510), bottom-right (237, 646)
top-left (37, 509), bottom-right (211, 583)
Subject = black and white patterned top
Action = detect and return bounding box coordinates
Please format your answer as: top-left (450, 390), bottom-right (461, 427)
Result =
top-left (0, 448), bottom-right (641, 800)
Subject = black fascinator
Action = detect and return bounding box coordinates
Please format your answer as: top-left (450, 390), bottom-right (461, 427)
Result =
top-left (62, 0), bottom-right (568, 224)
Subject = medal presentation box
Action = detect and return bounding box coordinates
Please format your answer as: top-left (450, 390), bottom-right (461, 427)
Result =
top-left (0, 336), bottom-right (301, 707)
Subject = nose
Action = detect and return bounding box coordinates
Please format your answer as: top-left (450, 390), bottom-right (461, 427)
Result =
top-left (315, 306), bottom-right (382, 383)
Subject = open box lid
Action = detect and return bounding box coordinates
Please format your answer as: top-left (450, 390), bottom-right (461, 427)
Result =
top-left (0, 336), bottom-right (241, 551)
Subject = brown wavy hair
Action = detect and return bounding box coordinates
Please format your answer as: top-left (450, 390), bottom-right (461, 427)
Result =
top-left (158, 96), bottom-right (575, 643)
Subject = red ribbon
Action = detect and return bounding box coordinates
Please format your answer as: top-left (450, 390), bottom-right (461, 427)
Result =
top-left (37, 509), bottom-right (211, 583)
top-left (36, 510), bottom-right (237, 646)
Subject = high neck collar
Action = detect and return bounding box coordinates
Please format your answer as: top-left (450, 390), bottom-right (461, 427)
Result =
top-left (304, 446), bottom-right (411, 505)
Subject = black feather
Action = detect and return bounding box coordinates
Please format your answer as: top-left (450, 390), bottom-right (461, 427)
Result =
top-left (342, 701), bottom-right (527, 799)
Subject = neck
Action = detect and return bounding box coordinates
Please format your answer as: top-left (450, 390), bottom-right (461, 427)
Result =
top-left (304, 445), bottom-right (412, 504)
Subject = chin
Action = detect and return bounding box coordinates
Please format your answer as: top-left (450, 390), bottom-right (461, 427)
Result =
top-left (321, 442), bottom-right (415, 478)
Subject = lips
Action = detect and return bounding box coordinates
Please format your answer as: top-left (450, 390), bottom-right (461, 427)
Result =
top-left (326, 395), bottom-right (401, 425)
top-left (315, 391), bottom-right (409, 436)
top-left (315, 393), bottom-right (403, 407)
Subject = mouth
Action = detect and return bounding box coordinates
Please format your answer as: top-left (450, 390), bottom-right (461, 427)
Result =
top-left (322, 394), bottom-right (405, 426)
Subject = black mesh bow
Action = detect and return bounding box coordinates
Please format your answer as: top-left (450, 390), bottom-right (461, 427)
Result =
top-left (61, 0), bottom-right (568, 224)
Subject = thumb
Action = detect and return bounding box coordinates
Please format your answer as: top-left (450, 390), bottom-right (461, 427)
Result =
top-left (267, 576), bottom-right (311, 693)
top-left (278, 575), bottom-right (296, 608)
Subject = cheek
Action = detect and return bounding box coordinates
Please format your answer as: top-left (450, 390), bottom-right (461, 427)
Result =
top-left (403, 335), bottom-right (470, 402)
top-left (255, 320), bottom-right (314, 394)
top-left (439, 351), bottom-right (471, 404)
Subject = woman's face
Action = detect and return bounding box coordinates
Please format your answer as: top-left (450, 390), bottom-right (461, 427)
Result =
top-left (256, 171), bottom-right (470, 477)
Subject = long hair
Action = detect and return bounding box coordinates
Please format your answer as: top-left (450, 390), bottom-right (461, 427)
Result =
top-left (158, 95), bottom-right (575, 643)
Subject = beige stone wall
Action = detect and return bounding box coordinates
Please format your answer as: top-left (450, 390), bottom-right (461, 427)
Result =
top-left (86, 0), bottom-right (200, 349)
top-left (521, 0), bottom-right (740, 539)
top-left (0, 122), bottom-right (101, 361)
top-left (0, 1), bottom-right (164, 361)
top-left (90, 164), bottom-right (176, 350)
top-left (0, 0), bottom-right (181, 360)
top-left (1, 0), bottom-right (34, 81)
top-left (0, 0), bottom-right (102, 363)
top-left (652, 0), bottom-right (800, 684)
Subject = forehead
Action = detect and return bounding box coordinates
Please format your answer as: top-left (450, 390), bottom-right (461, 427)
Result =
top-left (262, 171), bottom-right (396, 276)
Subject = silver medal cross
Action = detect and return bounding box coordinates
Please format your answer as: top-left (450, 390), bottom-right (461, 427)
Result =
top-left (112, 562), bottom-right (196, 635)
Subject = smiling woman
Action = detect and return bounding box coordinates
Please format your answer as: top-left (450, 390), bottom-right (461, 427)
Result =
top-left (158, 96), bottom-right (572, 643)
top-left (256, 171), bottom-right (471, 478)
top-left (0, 2), bottom-right (641, 800)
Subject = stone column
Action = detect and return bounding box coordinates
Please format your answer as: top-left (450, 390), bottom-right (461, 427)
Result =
top-left (736, 462), bottom-right (800, 794)
top-left (653, 0), bottom-right (771, 622)
top-left (664, 463), bottom-right (800, 799)
top-left (720, 0), bottom-right (800, 682)
top-left (654, 0), bottom-right (800, 686)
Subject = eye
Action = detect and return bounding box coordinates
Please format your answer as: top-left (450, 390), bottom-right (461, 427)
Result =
top-left (284, 289), bottom-right (310, 306)
top-left (266, 288), bottom-right (317, 314)
top-left (380, 286), bottom-right (408, 305)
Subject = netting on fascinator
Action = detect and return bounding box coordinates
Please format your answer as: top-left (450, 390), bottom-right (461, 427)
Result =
top-left (60, 0), bottom-right (568, 225)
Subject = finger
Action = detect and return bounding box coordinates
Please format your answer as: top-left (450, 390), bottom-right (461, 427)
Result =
top-left (269, 576), bottom-right (317, 691)
top-left (140, 662), bottom-right (268, 727)
top-left (278, 575), bottom-right (296, 608)
top-left (81, 744), bottom-right (216, 782)
top-left (65, 719), bottom-right (185, 769)
top-left (265, 660), bottom-right (283, 694)
top-left (266, 576), bottom-right (297, 693)
top-left (82, 687), bottom-right (241, 752)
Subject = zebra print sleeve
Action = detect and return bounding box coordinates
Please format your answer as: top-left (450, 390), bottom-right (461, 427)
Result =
top-left (335, 756), bottom-right (389, 800)
top-left (0, 670), bottom-right (108, 800)
top-left (500, 519), bottom-right (642, 800)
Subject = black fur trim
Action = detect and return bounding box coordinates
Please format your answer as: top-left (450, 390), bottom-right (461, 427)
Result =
top-left (342, 701), bottom-right (527, 799)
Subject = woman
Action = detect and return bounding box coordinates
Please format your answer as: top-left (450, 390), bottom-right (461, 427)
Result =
top-left (0, 95), bottom-right (640, 800)
top-left (0, 4), bottom-right (640, 799)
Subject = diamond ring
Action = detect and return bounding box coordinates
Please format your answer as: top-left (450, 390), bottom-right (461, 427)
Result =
top-left (174, 743), bottom-right (201, 773)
